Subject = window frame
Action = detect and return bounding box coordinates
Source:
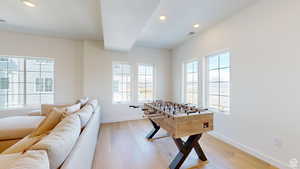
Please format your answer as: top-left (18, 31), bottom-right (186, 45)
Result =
top-left (182, 60), bottom-right (200, 106)
top-left (136, 63), bottom-right (156, 104)
top-left (0, 55), bottom-right (55, 110)
top-left (112, 62), bottom-right (133, 104)
top-left (44, 78), bottom-right (54, 93)
top-left (205, 50), bottom-right (231, 114)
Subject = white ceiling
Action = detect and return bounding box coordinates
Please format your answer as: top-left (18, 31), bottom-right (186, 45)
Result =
top-left (136, 0), bottom-right (259, 49)
top-left (0, 0), bottom-right (102, 40)
top-left (0, 0), bottom-right (258, 50)
top-left (102, 0), bottom-right (258, 51)
top-left (100, 0), bottom-right (160, 51)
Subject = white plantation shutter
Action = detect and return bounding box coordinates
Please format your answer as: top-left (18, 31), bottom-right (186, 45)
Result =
top-left (112, 63), bottom-right (131, 103)
top-left (138, 64), bottom-right (154, 102)
top-left (0, 56), bottom-right (54, 109)
top-left (207, 52), bottom-right (230, 112)
top-left (184, 61), bottom-right (199, 105)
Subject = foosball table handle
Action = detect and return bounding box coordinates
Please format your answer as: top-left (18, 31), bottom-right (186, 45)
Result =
top-left (129, 105), bottom-right (140, 109)
top-left (143, 115), bottom-right (165, 119)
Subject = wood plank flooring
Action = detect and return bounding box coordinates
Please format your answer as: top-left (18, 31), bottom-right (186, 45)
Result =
top-left (92, 120), bottom-right (277, 169)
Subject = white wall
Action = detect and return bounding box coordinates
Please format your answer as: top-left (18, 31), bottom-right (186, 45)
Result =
top-left (0, 32), bottom-right (172, 123)
top-left (83, 40), bottom-right (172, 123)
top-left (0, 31), bottom-right (83, 116)
top-left (172, 0), bottom-right (300, 168)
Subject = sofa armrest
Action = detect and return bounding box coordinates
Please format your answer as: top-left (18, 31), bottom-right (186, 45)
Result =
top-left (0, 116), bottom-right (45, 141)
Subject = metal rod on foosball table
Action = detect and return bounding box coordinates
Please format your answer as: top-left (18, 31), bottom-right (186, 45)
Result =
top-left (143, 114), bottom-right (165, 119)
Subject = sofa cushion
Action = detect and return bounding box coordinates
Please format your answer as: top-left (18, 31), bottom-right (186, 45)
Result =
top-left (31, 108), bottom-right (65, 137)
top-left (65, 103), bottom-right (81, 114)
top-left (60, 110), bottom-right (100, 169)
top-left (76, 104), bottom-right (94, 128)
top-left (87, 99), bottom-right (98, 111)
top-left (2, 135), bottom-right (45, 154)
top-left (78, 97), bottom-right (89, 107)
top-left (0, 150), bottom-right (49, 169)
top-left (30, 114), bottom-right (81, 169)
top-left (0, 116), bottom-right (45, 141)
top-left (0, 152), bottom-right (17, 168)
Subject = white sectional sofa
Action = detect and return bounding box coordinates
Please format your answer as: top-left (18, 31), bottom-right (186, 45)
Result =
top-left (0, 99), bottom-right (101, 169)
top-left (61, 106), bottom-right (101, 169)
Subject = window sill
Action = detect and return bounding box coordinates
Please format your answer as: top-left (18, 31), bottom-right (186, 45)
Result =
top-left (0, 105), bottom-right (40, 112)
top-left (137, 100), bottom-right (153, 104)
top-left (0, 105), bottom-right (41, 118)
top-left (208, 108), bottom-right (231, 115)
top-left (112, 102), bottom-right (131, 105)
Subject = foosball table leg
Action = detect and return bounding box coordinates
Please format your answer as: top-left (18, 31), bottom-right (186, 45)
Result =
top-left (146, 119), bottom-right (160, 140)
top-left (193, 138), bottom-right (207, 161)
top-left (169, 134), bottom-right (207, 169)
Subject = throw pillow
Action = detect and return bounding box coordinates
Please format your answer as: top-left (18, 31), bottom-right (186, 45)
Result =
top-left (1, 135), bottom-right (45, 154)
top-left (30, 108), bottom-right (65, 137)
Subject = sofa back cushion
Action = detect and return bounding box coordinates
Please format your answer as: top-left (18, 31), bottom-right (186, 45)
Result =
top-left (0, 150), bottom-right (49, 169)
top-left (30, 114), bottom-right (81, 169)
top-left (60, 109), bottom-right (101, 169)
top-left (0, 116), bottom-right (45, 141)
top-left (76, 104), bottom-right (94, 128)
top-left (78, 97), bottom-right (89, 108)
top-left (65, 103), bottom-right (81, 114)
top-left (87, 99), bottom-right (98, 111)
top-left (31, 108), bottom-right (65, 137)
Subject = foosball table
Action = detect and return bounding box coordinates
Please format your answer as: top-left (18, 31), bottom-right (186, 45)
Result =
top-left (130, 100), bottom-right (214, 169)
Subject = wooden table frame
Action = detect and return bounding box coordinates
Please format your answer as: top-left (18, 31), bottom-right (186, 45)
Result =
top-left (146, 119), bottom-right (208, 169)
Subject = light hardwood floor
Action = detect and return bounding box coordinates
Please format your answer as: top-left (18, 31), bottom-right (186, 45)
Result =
top-left (92, 120), bottom-right (277, 169)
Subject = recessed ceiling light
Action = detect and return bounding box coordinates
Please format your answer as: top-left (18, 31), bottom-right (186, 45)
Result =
top-left (159, 16), bottom-right (167, 21)
top-left (22, 0), bottom-right (36, 7)
top-left (193, 24), bottom-right (200, 28)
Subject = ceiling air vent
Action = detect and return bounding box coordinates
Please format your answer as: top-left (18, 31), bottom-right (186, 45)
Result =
top-left (188, 32), bottom-right (196, 36)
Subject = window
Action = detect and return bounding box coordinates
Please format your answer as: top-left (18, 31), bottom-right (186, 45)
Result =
top-left (207, 52), bottom-right (230, 112)
top-left (137, 64), bottom-right (154, 102)
top-left (112, 63), bottom-right (155, 104)
top-left (35, 78), bottom-right (44, 92)
top-left (184, 61), bottom-right (199, 105)
top-left (35, 78), bottom-right (53, 93)
top-left (0, 56), bottom-right (54, 109)
top-left (45, 78), bottom-right (53, 92)
top-left (112, 63), bottom-right (131, 103)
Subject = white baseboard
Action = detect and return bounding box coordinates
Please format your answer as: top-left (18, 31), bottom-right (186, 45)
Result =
top-left (101, 117), bottom-right (143, 123)
top-left (208, 131), bottom-right (289, 169)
